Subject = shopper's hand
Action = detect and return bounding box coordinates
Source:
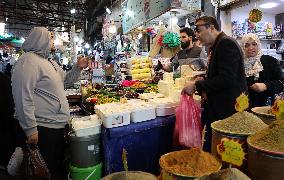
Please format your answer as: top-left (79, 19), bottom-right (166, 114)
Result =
top-left (154, 60), bottom-right (163, 71)
top-left (182, 81), bottom-right (196, 95)
top-left (250, 83), bottom-right (267, 92)
top-left (26, 132), bottom-right (38, 144)
top-left (77, 57), bottom-right (91, 70)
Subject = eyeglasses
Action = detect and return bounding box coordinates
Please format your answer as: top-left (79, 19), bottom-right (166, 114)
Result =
top-left (194, 23), bottom-right (210, 33)
top-left (181, 36), bottom-right (188, 38)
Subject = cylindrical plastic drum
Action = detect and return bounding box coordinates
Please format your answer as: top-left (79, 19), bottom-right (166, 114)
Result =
top-left (69, 163), bottom-right (102, 180)
top-left (69, 132), bottom-right (101, 168)
top-left (211, 129), bottom-right (248, 173)
top-left (248, 145), bottom-right (284, 180)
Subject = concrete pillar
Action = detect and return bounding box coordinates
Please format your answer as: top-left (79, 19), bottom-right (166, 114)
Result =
top-left (220, 10), bottom-right (232, 36)
top-left (203, 0), bottom-right (215, 17)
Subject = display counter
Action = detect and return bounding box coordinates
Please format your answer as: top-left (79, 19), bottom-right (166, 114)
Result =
top-left (102, 115), bottom-right (175, 175)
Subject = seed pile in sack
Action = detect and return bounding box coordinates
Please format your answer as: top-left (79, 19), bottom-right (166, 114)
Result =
top-left (211, 111), bottom-right (267, 135)
top-left (247, 120), bottom-right (284, 153)
top-left (160, 148), bottom-right (221, 177)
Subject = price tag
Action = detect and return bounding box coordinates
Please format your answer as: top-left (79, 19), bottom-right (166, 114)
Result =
top-left (271, 99), bottom-right (284, 120)
top-left (235, 93), bottom-right (249, 112)
top-left (217, 138), bottom-right (246, 166)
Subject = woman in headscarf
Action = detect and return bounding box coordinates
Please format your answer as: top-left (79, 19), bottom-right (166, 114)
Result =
top-left (241, 33), bottom-right (284, 107)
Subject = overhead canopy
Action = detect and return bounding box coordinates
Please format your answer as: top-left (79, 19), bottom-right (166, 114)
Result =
top-left (122, 0), bottom-right (201, 34)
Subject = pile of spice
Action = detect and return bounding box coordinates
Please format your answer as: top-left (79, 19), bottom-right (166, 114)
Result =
top-left (247, 120), bottom-right (284, 153)
top-left (196, 168), bottom-right (250, 180)
top-left (211, 111), bottom-right (268, 135)
top-left (102, 172), bottom-right (157, 180)
top-left (159, 148), bottom-right (221, 177)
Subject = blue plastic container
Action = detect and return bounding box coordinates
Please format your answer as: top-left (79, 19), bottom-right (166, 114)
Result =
top-left (102, 115), bottom-right (176, 175)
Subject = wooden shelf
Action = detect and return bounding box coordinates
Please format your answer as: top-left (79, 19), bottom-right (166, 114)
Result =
top-left (259, 39), bottom-right (282, 41)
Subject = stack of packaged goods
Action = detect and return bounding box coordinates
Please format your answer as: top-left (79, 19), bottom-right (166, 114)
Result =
top-left (158, 72), bottom-right (186, 102)
top-left (130, 56), bottom-right (153, 80)
top-left (157, 72), bottom-right (175, 97)
top-left (158, 72), bottom-right (201, 102)
top-left (95, 99), bottom-right (156, 128)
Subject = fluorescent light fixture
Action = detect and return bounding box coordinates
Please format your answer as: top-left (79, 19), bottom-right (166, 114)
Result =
top-left (70, 8), bottom-right (76, 14)
top-left (106, 7), bottom-right (111, 15)
top-left (259, 2), bottom-right (278, 9)
top-left (0, 23), bottom-right (5, 35)
top-left (85, 43), bottom-right (90, 49)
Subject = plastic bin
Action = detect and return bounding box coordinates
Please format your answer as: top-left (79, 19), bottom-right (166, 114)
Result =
top-left (69, 163), bottom-right (102, 180)
top-left (102, 115), bottom-right (176, 175)
top-left (69, 133), bottom-right (101, 168)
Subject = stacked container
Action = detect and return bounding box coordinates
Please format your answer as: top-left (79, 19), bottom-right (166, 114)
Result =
top-left (68, 115), bottom-right (103, 180)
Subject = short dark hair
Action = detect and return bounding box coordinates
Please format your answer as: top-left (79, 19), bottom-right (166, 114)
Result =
top-left (195, 16), bottom-right (219, 31)
top-left (180, 27), bottom-right (195, 37)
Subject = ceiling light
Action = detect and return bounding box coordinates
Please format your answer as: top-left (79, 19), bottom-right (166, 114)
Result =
top-left (106, 7), bottom-right (111, 15)
top-left (0, 23), bottom-right (5, 36)
top-left (54, 38), bottom-right (61, 46)
top-left (171, 17), bottom-right (178, 25)
top-left (126, 10), bottom-right (134, 17)
top-left (109, 24), bottom-right (117, 34)
top-left (70, 8), bottom-right (76, 14)
top-left (20, 37), bottom-right (25, 42)
top-left (138, 33), bottom-right (143, 39)
top-left (259, 2), bottom-right (278, 9)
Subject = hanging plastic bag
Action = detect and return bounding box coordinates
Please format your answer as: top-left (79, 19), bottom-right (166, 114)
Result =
top-left (7, 147), bottom-right (24, 176)
top-left (20, 144), bottom-right (51, 180)
top-left (174, 94), bottom-right (202, 148)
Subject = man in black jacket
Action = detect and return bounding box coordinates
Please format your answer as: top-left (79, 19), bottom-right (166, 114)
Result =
top-left (182, 16), bottom-right (248, 151)
top-left (0, 72), bottom-right (25, 169)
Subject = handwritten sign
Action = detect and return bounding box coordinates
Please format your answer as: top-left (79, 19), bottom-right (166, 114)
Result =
top-left (217, 138), bottom-right (245, 166)
top-left (271, 99), bottom-right (284, 120)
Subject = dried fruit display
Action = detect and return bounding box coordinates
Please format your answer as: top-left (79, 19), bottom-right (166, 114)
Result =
top-left (249, 9), bottom-right (262, 23)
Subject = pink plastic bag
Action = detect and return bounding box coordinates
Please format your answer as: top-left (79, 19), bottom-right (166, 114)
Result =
top-left (174, 94), bottom-right (202, 148)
